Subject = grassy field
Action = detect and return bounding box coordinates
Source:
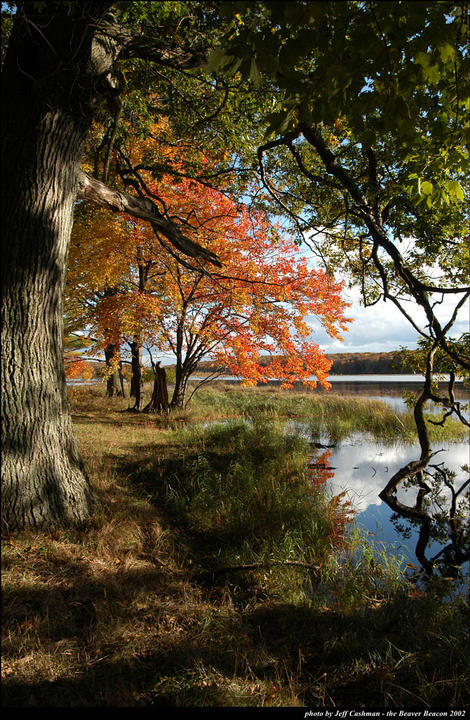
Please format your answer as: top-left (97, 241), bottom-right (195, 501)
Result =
top-left (1, 385), bottom-right (469, 707)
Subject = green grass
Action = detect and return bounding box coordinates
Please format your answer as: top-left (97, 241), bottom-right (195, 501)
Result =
top-left (114, 416), bottom-right (349, 597)
top-left (1, 385), bottom-right (469, 707)
top-left (67, 381), bottom-right (469, 444)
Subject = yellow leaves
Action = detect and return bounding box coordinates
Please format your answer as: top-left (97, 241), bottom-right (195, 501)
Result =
top-left (81, 364), bottom-right (95, 382)
top-left (69, 208), bottom-right (132, 295)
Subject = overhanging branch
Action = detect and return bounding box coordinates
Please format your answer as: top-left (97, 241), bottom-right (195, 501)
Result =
top-left (76, 170), bottom-right (221, 267)
top-left (99, 22), bottom-right (210, 68)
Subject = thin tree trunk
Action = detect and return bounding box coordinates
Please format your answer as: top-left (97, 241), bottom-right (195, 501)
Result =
top-left (118, 367), bottom-right (126, 397)
top-left (170, 320), bottom-right (188, 409)
top-left (170, 368), bottom-right (189, 409)
top-left (129, 338), bottom-right (144, 410)
top-left (105, 344), bottom-right (125, 397)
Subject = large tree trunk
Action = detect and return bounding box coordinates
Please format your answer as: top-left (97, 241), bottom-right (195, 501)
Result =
top-left (1, 110), bottom-right (93, 529)
top-left (1, 3), bottom-right (112, 530)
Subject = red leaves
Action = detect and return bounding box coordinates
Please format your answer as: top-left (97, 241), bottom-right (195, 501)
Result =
top-left (65, 354), bottom-right (93, 380)
top-left (68, 122), bottom-right (351, 383)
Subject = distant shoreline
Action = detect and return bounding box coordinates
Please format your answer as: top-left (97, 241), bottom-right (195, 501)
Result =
top-left (67, 373), bottom-right (469, 387)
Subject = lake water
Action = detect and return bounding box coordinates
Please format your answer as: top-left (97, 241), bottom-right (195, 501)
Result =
top-left (270, 375), bottom-right (468, 576)
top-left (276, 377), bottom-right (468, 575)
top-left (289, 417), bottom-right (469, 580)
top-left (325, 436), bottom-right (468, 550)
top-left (195, 373), bottom-right (468, 386)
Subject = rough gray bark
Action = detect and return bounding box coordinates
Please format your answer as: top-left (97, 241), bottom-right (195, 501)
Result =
top-left (77, 170), bottom-right (221, 267)
top-left (1, 2), bottom-right (113, 530)
top-left (1, 107), bottom-right (94, 530)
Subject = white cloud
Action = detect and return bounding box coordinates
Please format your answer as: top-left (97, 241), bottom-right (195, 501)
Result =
top-left (309, 281), bottom-right (469, 354)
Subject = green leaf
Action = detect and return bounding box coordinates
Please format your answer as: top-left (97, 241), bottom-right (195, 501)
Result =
top-left (420, 180), bottom-right (433, 195)
top-left (264, 111), bottom-right (289, 137)
top-left (438, 42), bottom-right (455, 64)
top-left (446, 180), bottom-right (465, 201)
top-left (415, 51), bottom-right (430, 68)
top-left (422, 63), bottom-right (441, 85)
top-left (205, 47), bottom-right (231, 73)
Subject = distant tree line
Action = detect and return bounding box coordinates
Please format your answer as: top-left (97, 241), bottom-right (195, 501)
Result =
top-left (325, 352), bottom-right (403, 375)
top-left (194, 351), bottom-right (406, 376)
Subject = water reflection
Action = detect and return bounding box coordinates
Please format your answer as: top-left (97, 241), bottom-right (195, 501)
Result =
top-left (290, 412), bottom-right (469, 572)
top-left (321, 437), bottom-right (469, 577)
top-left (327, 440), bottom-right (469, 513)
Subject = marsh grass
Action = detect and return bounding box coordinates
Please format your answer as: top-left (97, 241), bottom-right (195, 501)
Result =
top-left (67, 382), bottom-right (468, 443)
top-left (119, 417), bottom-right (346, 591)
top-left (1, 385), bottom-right (469, 707)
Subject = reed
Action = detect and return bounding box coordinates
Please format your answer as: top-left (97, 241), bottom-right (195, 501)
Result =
top-left (67, 383), bottom-right (468, 443)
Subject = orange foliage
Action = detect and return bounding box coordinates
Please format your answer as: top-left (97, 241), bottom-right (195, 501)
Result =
top-left (65, 354), bottom-right (88, 380)
top-left (67, 122), bottom-right (352, 387)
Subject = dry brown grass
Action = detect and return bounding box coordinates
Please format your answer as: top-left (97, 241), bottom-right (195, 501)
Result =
top-left (2, 386), bottom-right (468, 708)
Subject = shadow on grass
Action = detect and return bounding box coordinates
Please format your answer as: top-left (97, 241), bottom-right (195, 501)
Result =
top-left (105, 420), bottom-right (333, 573)
top-left (3, 554), bottom-right (468, 708)
top-left (3, 420), bottom-right (468, 707)
top-left (71, 411), bottom-right (171, 428)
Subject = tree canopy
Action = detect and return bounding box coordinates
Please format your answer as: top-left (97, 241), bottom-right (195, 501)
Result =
top-left (68, 127), bottom-right (350, 407)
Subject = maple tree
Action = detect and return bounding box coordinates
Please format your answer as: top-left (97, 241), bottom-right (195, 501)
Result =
top-left (145, 184), bottom-right (351, 409)
top-left (67, 132), bottom-right (351, 409)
